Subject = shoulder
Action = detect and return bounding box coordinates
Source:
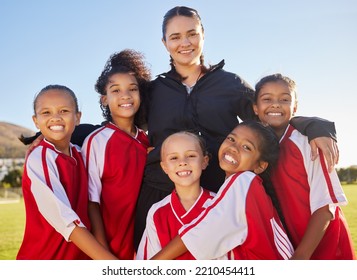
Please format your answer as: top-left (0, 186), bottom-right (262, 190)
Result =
top-left (204, 65), bottom-right (253, 92)
top-left (26, 143), bottom-right (59, 174)
top-left (225, 172), bottom-right (265, 198)
top-left (147, 194), bottom-right (171, 217)
top-left (72, 123), bottom-right (101, 146)
top-left (201, 187), bottom-right (216, 198)
top-left (228, 171), bottom-right (259, 187)
top-left (284, 125), bottom-right (310, 151)
top-left (83, 125), bottom-right (114, 144)
top-left (26, 145), bottom-right (44, 164)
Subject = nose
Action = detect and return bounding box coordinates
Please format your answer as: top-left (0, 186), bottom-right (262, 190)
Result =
top-left (120, 90), bottom-right (132, 99)
top-left (181, 36), bottom-right (191, 46)
top-left (271, 100), bottom-right (281, 108)
top-left (179, 159), bottom-right (188, 166)
top-left (227, 144), bottom-right (239, 154)
top-left (51, 113), bottom-right (62, 121)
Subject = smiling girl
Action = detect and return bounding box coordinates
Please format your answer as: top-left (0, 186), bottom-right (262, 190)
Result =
top-left (81, 49), bottom-right (151, 259)
top-left (17, 85), bottom-right (117, 260)
top-left (253, 73), bottom-right (355, 259)
top-left (136, 132), bottom-right (219, 260)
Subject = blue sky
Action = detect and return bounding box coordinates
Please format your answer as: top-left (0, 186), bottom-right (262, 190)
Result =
top-left (0, 0), bottom-right (356, 168)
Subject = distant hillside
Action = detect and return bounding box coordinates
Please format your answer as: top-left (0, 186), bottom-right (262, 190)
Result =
top-left (0, 122), bottom-right (35, 158)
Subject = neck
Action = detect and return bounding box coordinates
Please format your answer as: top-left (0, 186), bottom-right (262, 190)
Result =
top-left (175, 184), bottom-right (202, 211)
top-left (111, 118), bottom-right (136, 137)
top-left (175, 64), bottom-right (202, 87)
top-left (50, 140), bottom-right (71, 156)
top-left (274, 123), bottom-right (290, 140)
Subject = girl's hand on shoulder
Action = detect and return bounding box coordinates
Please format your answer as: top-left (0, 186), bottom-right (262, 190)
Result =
top-left (310, 137), bottom-right (339, 173)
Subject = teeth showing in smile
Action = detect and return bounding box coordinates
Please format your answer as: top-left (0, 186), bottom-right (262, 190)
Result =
top-left (267, 112), bottom-right (282, 116)
top-left (179, 50), bottom-right (193, 54)
top-left (177, 171), bottom-right (192, 176)
top-left (120, 103), bottom-right (133, 108)
top-left (49, 125), bottom-right (64, 131)
top-left (224, 154), bottom-right (237, 164)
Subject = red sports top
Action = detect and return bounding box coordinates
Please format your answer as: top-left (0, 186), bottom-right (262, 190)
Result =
top-left (179, 172), bottom-right (294, 260)
top-left (136, 188), bottom-right (216, 260)
top-left (17, 139), bottom-right (90, 260)
top-left (82, 122), bottom-right (149, 259)
top-left (271, 124), bottom-right (355, 259)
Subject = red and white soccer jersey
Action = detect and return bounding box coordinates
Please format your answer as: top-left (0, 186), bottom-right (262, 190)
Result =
top-left (17, 139), bottom-right (90, 260)
top-left (136, 188), bottom-right (216, 260)
top-left (271, 124), bottom-right (356, 259)
top-left (82, 122), bottom-right (149, 259)
top-left (179, 171), bottom-right (294, 260)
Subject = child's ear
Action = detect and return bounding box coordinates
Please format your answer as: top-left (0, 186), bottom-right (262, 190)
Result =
top-left (160, 161), bottom-right (168, 174)
top-left (101, 95), bottom-right (108, 107)
top-left (253, 104), bottom-right (258, 115)
top-left (202, 155), bottom-right (209, 170)
top-left (254, 161), bottom-right (268, 174)
top-left (293, 100), bottom-right (298, 115)
top-left (75, 111), bottom-right (82, 126)
top-left (32, 115), bottom-right (40, 130)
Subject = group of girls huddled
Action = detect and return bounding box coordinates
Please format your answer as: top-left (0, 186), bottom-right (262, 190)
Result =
top-left (17, 6), bottom-right (355, 260)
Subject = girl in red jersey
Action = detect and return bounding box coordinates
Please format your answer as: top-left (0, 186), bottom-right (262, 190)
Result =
top-left (151, 120), bottom-right (294, 260)
top-left (17, 85), bottom-right (117, 260)
top-left (81, 49), bottom-right (151, 259)
top-left (136, 131), bottom-right (222, 260)
top-left (253, 73), bottom-right (356, 260)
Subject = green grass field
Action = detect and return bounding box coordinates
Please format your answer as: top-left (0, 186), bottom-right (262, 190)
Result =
top-left (1, 185), bottom-right (356, 260)
top-left (0, 199), bottom-right (25, 259)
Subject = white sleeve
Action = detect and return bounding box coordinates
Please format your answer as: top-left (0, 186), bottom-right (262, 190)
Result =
top-left (135, 230), bottom-right (148, 260)
top-left (179, 173), bottom-right (254, 259)
top-left (291, 130), bottom-right (347, 216)
top-left (81, 128), bottom-right (112, 203)
top-left (136, 202), bottom-right (167, 259)
top-left (27, 148), bottom-right (83, 241)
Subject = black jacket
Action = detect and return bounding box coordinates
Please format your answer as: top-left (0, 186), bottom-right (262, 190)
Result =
top-left (144, 60), bottom-right (255, 192)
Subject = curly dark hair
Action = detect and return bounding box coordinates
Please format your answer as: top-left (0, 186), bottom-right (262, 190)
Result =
top-left (95, 49), bottom-right (152, 127)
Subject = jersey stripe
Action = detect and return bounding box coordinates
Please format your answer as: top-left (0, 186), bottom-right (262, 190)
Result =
top-left (179, 173), bottom-right (238, 237)
top-left (41, 147), bottom-right (52, 190)
top-left (270, 218), bottom-right (294, 259)
top-left (84, 126), bottom-right (106, 173)
top-left (318, 149), bottom-right (338, 203)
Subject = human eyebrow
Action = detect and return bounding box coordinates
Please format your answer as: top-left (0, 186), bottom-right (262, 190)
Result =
top-left (168, 32), bottom-right (180, 38)
top-left (109, 83), bottom-right (120, 89)
top-left (187, 29), bottom-right (198, 34)
top-left (244, 139), bottom-right (257, 151)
